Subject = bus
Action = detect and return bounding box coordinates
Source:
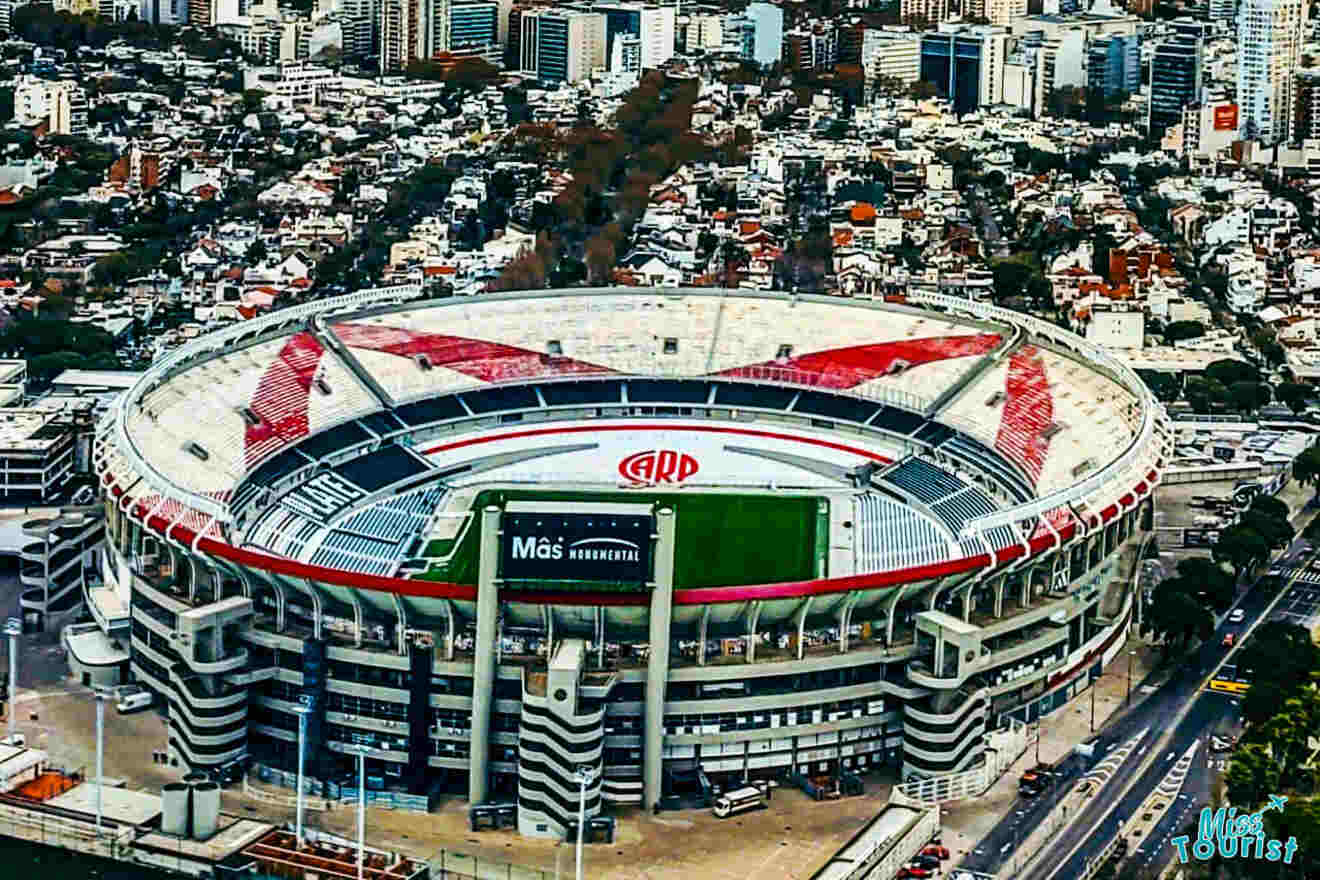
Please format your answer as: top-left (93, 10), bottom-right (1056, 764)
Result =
top-left (712, 786), bottom-right (766, 818)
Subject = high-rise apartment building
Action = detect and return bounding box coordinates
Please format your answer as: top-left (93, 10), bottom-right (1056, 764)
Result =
top-left (901, 0), bottom-right (947, 27)
top-left (49, 82), bottom-right (88, 137)
top-left (861, 29), bottom-right (920, 87)
top-left (379, 0), bottom-right (451, 72)
top-left (1237, 0), bottom-right (1307, 143)
top-left (1086, 32), bottom-right (1139, 98)
top-left (738, 1), bottom-right (782, 67)
top-left (519, 8), bottom-right (606, 83)
top-left (594, 3), bottom-right (674, 70)
top-left (1147, 29), bottom-right (1203, 136)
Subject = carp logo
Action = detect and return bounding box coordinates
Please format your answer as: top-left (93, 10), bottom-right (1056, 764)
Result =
top-left (618, 450), bottom-right (699, 484)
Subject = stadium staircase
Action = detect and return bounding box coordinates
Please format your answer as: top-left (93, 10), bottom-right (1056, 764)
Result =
top-left (311, 314), bottom-right (396, 409)
top-left (922, 324), bottom-right (1023, 420)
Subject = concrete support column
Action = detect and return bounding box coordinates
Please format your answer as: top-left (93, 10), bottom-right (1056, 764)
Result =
top-left (392, 593), bottom-right (409, 656)
top-left (745, 601), bottom-right (762, 663)
top-left (838, 596), bottom-right (857, 654)
top-left (1020, 569), bottom-right (1031, 607)
top-left (597, 607), bottom-right (606, 669)
top-left (961, 580), bottom-right (977, 623)
top-left (884, 589), bottom-right (903, 646)
top-left (269, 579), bottom-right (286, 633)
top-left (795, 597), bottom-right (813, 660)
top-left (469, 505), bottom-right (502, 806)
top-left (643, 508), bottom-right (677, 813)
top-left (443, 601), bottom-right (455, 661)
top-left (697, 607), bottom-right (709, 666)
top-left (187, 555), bottom-right (200, 603)
top-left (351, 594), bottom-right (364, 647)
top-left (993, 576), bottom-right (1005, 619)
top-left (933, 628), bottom-right (946, 676)
top-left (307, 582), bottom-right (323, 641)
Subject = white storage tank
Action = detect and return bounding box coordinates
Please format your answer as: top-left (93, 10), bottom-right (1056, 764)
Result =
top-left (191, 782), bottom-right (221, 840)
top-left (161, 783), bottom-right (190, 836)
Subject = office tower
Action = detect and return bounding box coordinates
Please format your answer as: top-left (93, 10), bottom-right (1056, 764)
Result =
top-left (738, 1), bottom-right (781, 67)
top-left (1147, 30), bottom-right (1203, 136)
top-left (861, 29), bottom-right (920, 86)
top-left (1086, 32), bottom-right (1139, 98)
top-left (450, 1), bottom-right (498, 55)
top-left (1237, 0), bottom-right (1307, 143)
top-left (519, 8), bottom-right (606, 83)
top-left (918, 24), bottom-right (1007, 115)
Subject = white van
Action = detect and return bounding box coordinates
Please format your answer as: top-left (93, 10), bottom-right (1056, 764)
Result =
top-left (712, 786), bottom-right (766, 818)
top-left (116, 686), bottom-right (153, 713)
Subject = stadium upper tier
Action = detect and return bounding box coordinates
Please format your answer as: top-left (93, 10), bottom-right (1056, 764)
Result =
top-left (94, 286), bottom-right (1170, 613)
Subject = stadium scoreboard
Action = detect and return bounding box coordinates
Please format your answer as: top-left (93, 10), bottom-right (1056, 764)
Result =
top-left (500, 501), bottom-right (655, 584)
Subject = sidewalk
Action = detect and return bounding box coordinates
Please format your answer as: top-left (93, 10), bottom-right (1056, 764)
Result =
top-left (938, 633), bottom-right (1161, 863)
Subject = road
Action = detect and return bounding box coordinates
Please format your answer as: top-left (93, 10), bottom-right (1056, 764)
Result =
top-left (958, 530), bottom-right (1313, 878)
top-left (1024, 544), bottom-right (1315, 880)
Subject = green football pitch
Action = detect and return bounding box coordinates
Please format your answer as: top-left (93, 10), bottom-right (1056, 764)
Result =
top-left (416, 489), bottom-right (827, 588)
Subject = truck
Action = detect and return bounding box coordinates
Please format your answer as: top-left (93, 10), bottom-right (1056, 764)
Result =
top-left (712, 786), bottom-right (766, 818)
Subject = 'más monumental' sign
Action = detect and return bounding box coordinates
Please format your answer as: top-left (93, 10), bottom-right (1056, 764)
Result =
top-left (501, 511), bottom-right (653, 583)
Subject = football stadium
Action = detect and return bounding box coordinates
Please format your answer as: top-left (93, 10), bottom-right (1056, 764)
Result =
top-left (92, 286), bottom-right (1169, 837)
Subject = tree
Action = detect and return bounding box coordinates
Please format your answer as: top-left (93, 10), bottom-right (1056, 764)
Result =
top-left (1212, 524), bottom-right (1270, 579)
top-left (1277, 381), bottom-right (1312, 414)
top-left (1163, 320), bottom-right (1205, 343)
top-left (1293, 444), bottom-right (1320, 498)
top-left (1205, 358), bottom-right (1259, 388)
top-left (1229, 380), bottom-right (1271, 413)
top-left (240, 88), bottom-right (269, 113)
top-left (1141, 579), bottom-right (1213, 653)
top-left (245, 239), bottom-right (268, 264)
top-left (1185, 376), bottom-right (1227, 413)
top-left (1139, 370), bottom-right (1180, 402)
top-left (1224, 743), bottom-right (1280, 809)
top-left (1236, 622), bottom-right (1319, 695)
top-left (583, 232), bottom-right (616, 285)
top-left (1250, 494), bottom-right (1290, 524)
top-left (1170, 557), bottom-right (1236, 612)
top-left (1238, 509), bottom-right (1294, 550)
top-left (991, 260), bottom-right (1038, 305)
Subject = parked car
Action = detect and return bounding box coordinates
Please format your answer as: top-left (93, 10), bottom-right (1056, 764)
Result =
top-left (1229, 608), bottom-right (1244, 623)
top-left (1222, 633), bottom-right (1236, 648)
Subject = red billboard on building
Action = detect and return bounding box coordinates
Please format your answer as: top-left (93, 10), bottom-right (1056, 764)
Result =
top-left (1213, 104), bottom-right (1239, 131)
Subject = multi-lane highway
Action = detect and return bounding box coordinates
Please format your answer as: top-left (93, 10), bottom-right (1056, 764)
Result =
top-left (958, 531), bottom-right (1316, 879)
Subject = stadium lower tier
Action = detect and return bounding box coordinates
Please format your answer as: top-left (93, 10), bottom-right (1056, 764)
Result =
top-left (107, 498), bottom-right (1149, 832)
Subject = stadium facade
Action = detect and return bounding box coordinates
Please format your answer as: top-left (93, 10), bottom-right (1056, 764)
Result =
top-left (92, 287), bottom-right (1168, 836)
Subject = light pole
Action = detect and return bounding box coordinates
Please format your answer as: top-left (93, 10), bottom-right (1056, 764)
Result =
top-left (5, 618), bottom-right (19, 744)
top-left (354, 745), bottom-right (368, 880)
top-left (93, 687), bottom-right (108, 837)
top-left (1125, 649), bottom-right (1136, 706)
top-left (573, 765), bottom-right (596, 880)
top-left (292, 704), bottom-right (310, 849)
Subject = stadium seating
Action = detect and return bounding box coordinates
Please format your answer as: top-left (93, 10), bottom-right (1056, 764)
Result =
top-left (884, 457), bottom-right (967, 505)
top-left (310, 485), bottom-right (448, 575)
top-left (994, 347), bottom-right (1054, 485)
top-left (854, 493), bottom-right (952, 572)
top-left (281, 472), bottom-right (364, 521)
top-left (334, 445), bottom-right (429, 493)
